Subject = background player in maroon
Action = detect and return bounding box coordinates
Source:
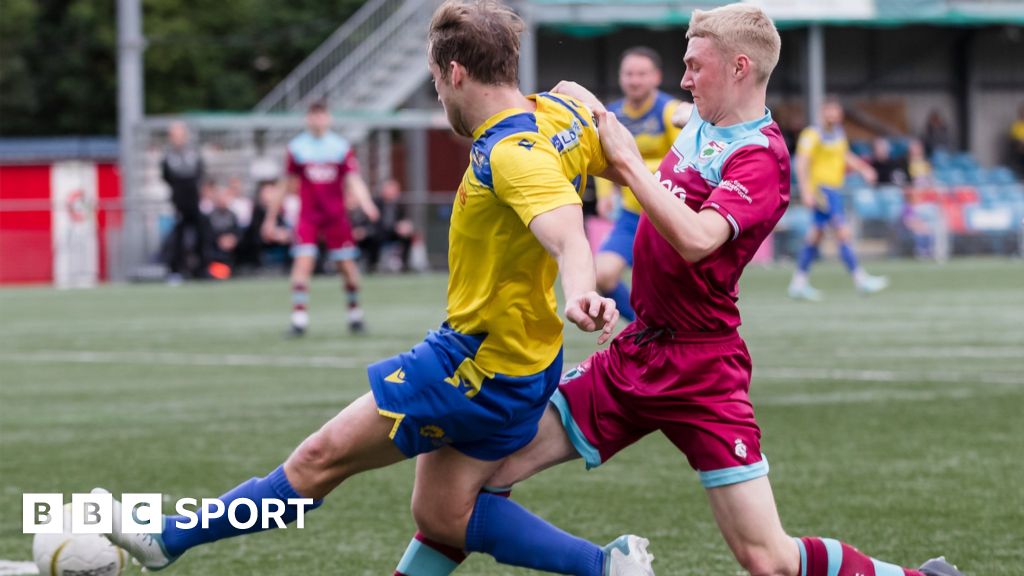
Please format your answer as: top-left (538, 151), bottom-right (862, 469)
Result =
top-left (264, 101), bottom-right (379, 335)
top-left (392, 4), bottom-right (963, 576)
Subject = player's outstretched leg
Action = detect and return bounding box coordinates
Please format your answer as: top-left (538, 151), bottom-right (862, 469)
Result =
top-left (707, 476), bottom-right (960, 576)
top-left (101, 392), bottom-right (405, 570)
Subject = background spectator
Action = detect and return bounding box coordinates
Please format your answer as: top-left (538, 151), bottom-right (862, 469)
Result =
top-left (922, 109), bottom-right (953, 156)
top-left (239, 180), bottom-right (292, 270)
top-left (870, 137), bottom-right (907, 185)
top-left (906, 139), bottom-right (934, 187)
top-left (1011, 103), bottom-right (1024, 175)
top-left (161, 121), bottom-right (206, 281)
top-left (357, 179), bottom-right (414, 273)
top-left (206, 183), bottom-right (241, 271)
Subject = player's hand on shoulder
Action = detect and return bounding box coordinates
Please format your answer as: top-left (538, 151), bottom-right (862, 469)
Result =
top-left (551, 81), bottom-right (606, 115)
top-left (593, 109), bottom-right (642, 169)
top-left (565, 291), bottom-right (619, 345)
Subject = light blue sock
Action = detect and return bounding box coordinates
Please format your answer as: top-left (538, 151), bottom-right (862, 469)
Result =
top-left (162, 465), bottom-right (322, 557)
top-left (465, 493), bottom-right (603, 576)
top-left (838, 243), bottom-right (859, 273)
top-left (606, 282), bottom-right (635, 321)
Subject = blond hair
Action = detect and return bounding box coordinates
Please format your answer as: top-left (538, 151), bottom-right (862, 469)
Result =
top-left (429, 0), bottom-right (523, 85)
top-left (687, 3), bottom-right (781, 85)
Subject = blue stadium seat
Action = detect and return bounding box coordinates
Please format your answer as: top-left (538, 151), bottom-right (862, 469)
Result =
top-left (964, 168), bottom-right (987, 186)
top-left (931, 150), bottom-right (952, 168)
top-left (978, 185), bottom-right (1002, 208)
top-left (889, 138), bottom-right (909, 160)
top-left (876, 185), bottom-right (905, 221)
top-left (936, 168), bottom-right (966, 186)
top-left (990, 166), bottom-right (1017, 185)
top-left (852, 187), bottom-right (883, 220)
top-left (850, 140), bottom-right (872, 159)
top-left (952, 152), bottom-right (977, 170)
top-left (845, 172), bottom-right (868, 190)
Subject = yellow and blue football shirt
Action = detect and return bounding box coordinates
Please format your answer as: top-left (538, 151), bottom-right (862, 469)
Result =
top-left (796, 125), bottom-right (849, 199)
top-left (447, 92), bottom-right (607, 377)
top-left (596, 91), bottom-right (682, 214)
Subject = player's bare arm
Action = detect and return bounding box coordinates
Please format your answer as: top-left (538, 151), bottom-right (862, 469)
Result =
top-left (846, 150), bottom-right (878, 185)
top-left (261, 176), bottom-right (294, 241)
top-left (345, 173), bottom-right (380, 222)
top-left (529, 204), bottom-right (618, 344)
top-left (596, 109), bottom-right (731, 263)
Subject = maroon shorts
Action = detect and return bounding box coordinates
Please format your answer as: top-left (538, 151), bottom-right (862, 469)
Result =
top-left (552, 323), bottom-right (768, 488)
top-left (293, 209), bottom-right (357, 261)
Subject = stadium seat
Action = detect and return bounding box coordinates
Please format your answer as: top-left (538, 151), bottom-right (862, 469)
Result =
top-left (845, 172), bottom-right (868, 189)
top-left (850, 140), bottom-right (872, 159)
top-left (852, 188), bottom-right (883, 220)
top-left (930, 149), bottom-right (952, 168)
top-left (990, 166), bottom-right (1017, 185)
top-left (952, 152), bottom-right (978, 170)
top-left (952, 185), bottom-right (980, 205)
top-left (876, 185), bottom-right (905, 221)
top-left (978, 184), bottom-right (1002, 208)
top-left (942, 203), bottom-right (967, 234)
top-left (889, 137), bottom-right (909, 160)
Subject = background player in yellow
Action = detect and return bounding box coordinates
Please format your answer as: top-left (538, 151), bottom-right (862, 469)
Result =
top-left (595, 47), bottom-right (692, 321)
top-left (788, 96), bottom-right (889, 301)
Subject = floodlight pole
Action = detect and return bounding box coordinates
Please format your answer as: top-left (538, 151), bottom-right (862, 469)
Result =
top-left (807, 24), bottom-right (825, 128)
top-left (117, 0), bottom-right (145, 281)
top-left (519, 1), bottom-right (538, 94)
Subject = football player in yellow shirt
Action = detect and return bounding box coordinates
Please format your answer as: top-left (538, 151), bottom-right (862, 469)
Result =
top-left (788, 97), bottom-right (888, 301)
top-left (104, 2), bottom-right (654, 575)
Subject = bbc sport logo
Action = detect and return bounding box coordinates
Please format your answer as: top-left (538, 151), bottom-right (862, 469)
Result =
top-left (23, 493), bottom-right (316, 534)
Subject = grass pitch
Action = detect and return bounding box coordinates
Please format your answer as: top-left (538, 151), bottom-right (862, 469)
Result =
top-left (1, 259), bottom-right (1022, 575)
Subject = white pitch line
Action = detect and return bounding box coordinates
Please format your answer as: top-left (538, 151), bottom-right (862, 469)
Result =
top-left (3, 351), bottom-right (1022, 388)
top-left (836, 346), bottom-right (1024, 359)
top-left (0, 561), bottom-right (38, 576)
top-left (0, 350), bottom-right (366, 369)
top-left (757, 367), bottom-right (1024, 386)
top-left (756, 387), bottom-right (978, 406)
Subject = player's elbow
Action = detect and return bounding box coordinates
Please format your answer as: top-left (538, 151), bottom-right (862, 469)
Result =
top-left (675, 234), bottom-right (718, 264)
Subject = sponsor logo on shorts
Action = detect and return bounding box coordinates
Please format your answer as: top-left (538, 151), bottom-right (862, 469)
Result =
top-left (734, 438), bottom-right (748, 460)
top-left (419, 425), bottom-right (445, 439)
top-left (384, 368), bottom-right (406, 384)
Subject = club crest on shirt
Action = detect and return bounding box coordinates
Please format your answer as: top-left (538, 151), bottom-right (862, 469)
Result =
top-left (699, 140), bottom-right (725, 163)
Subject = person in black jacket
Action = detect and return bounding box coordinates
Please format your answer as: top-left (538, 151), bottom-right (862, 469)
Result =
top-left (162, 121), bottom-right (206, 280)
top-left (358, 179), bottom-right (414, 273)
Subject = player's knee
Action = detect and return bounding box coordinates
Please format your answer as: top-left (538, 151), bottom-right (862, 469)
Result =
top-left (288, 429), bottom-right (353, 486)
top-left (411, 498), bottom-right (467, 547)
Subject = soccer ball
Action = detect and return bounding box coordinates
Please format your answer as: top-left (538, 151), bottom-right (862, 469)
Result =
top-left (32, 504), bottom-right (126, 576)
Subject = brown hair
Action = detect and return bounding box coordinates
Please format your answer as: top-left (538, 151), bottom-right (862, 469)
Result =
top-left (620, 46), bottom-right (663, 71)
top-left (687, 3), bottom-right (781, 85)
top-left (428, 0), bottom-right (523, 85)
top-left (307, 99), bottom-right (328, 113)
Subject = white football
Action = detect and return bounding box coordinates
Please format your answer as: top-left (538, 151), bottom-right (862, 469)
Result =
top-left (32, 504), bottom-right (126, 576)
